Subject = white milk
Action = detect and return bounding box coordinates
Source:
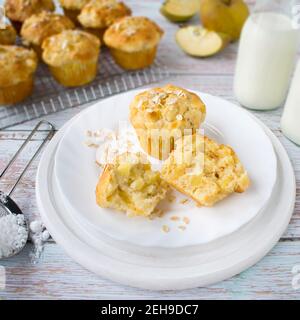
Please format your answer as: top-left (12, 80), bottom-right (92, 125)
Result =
top-left (281, 59), bottom-right (300, 145)
top-left (234, 12), bottom-right (300, 110)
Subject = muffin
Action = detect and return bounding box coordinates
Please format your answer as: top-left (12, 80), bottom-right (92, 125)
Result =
top-left (96, 152), bottom-right (168, 217)
top-left (161, 134), bottom-right (250, 207)
top-left (78, 0), bottom-right (131, 42)
top-left (4, 0), bottom-right (55, 33)
top-left (104, 16), bottom-right (164, 70)
top-left (21, 12), bottom-right (75, 58)
top-left (42, 30), bottom-right (100, 87)
top-left (0, 45), bottom-right (38, 105)
top-left (58, 0), bottom-right (90, 25)
top-left (129, 85), bottom-right (206, 159)
top-left (0, 24), bottom-right (16, 45)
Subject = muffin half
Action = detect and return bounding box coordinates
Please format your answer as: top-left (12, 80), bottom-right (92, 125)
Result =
top-left (0, 45), bottom-right (38, 105)
top-left (42, 30), bottom-right (100, 87)
top-left (104, 16), bottom-right (164, 70)
top-left (78, 0), bottom-right (131, 42)
top-left (0, 24), bottom-right (16, 45)
top-left (21, 12), bottom-right (75, 58)
top-left (4, 0), bottom-right (55, 33)
top-left (96, 152), bottom-right (168, 217)
top-left (161, 134), bottom-right (250, 206)
top-left (130, 85), bottom-right (206, 159)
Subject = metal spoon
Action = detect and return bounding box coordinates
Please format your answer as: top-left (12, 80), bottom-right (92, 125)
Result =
top-left (0, 120), bottom-right (55, 259)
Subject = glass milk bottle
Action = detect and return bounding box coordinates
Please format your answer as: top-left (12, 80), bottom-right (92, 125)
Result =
top-left (234, 0), bottom-right (300, 110)
top-left (281, 59), bottom-right (300, 145)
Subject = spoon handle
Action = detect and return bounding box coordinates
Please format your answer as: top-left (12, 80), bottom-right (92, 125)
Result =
top-left (0, 121), bottom-right (55, 196)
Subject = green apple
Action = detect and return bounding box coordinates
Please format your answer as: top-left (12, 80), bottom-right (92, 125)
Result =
top-left (160, 0), bottom-right (200, 23)
top-left (199, 0), bottom-right (249, 41)
top-left (176, 25), bottom-right (231, 57)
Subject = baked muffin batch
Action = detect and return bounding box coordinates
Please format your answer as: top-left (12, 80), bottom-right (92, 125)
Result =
top-left (21, 11), bottom-right (75, 57)
top-left (104, 16), bottom-right (164, 70)
top-left (78, 0), bottom-right (131, 41)
top-left (5, 0), bottom-right (55, 32)
top-left (96, 85), bottom-right (250, 217)
top-left (0, 0), bottom-right (164, 105)
top-left (42, 30), bottom-right (100, 87)
top-left (0, 45), bottom-right (37, 105)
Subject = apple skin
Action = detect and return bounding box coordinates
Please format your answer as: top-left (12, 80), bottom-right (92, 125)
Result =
top-left (199, 0), bottom-right (249, 41)
top-left (160, 6), bottom-right (195, 22)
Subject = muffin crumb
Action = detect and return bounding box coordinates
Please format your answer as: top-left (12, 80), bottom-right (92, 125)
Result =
top-left (167, 193), bottom-right (176, 203)
top-left (180, 198), bottom-right (189, 204)
top-left (162, 225), bottom-right (170, 233)
top-left (176, 114), bottom-right (183, 121)
top-left (84, 140), bottom-right (99, 148)
top-left (152, 208), bottom-right (164, 218)
top-left (183, 217), bottom-right (190, 224)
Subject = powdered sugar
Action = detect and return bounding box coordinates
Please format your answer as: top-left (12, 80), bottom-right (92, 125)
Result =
top-left (124, 28), bottom-right (137, 37)
top-left (166, 96), bottom-right (178, 105)
top-left (29, 220), bottom-right (51, 264)
top-left (0, 214), bottom-right (28, 259)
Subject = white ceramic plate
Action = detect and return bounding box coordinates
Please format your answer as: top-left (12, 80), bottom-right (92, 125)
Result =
top-left (36, 105), bottom-right (295, 290)
top-left (54, 91), bottom-right (277, 247)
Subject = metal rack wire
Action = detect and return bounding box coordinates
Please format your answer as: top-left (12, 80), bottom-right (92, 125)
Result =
top-left (0, 48), bottom-right (169, 129)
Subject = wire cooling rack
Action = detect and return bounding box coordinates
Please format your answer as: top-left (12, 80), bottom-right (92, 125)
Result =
top-left (0, 48), bottom-right (169, 129)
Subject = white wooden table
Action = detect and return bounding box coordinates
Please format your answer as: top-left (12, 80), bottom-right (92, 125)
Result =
top-left (1, 0), bottom-right (300, 300)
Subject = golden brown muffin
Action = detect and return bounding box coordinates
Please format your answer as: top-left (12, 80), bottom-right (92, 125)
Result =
top-left (58, 0), bottom-right (90, 24)
top-left (4, 0), bottom-right (55, 32)
top-left (78, 0), bottom-right (131, 41)
top-left (129, 85), bottom-right (206, 159)
top-left (96, 152), bottom-right (169, 217)
top-left (161, 134), bottom-right (250, 207)
top-left (104, 16), bottom-right (164, 70)
top-left (0, 45), bottom-right (38, 105)
top-left (0, 24), bottom-right (17, 45)
top-left (21, 12), bottom-right (75, 58)
top-left (42, 30), bottom-right (100, 87)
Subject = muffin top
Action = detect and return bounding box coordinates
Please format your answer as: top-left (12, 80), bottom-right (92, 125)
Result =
top-left (0, 45), bottom-right (38, 86)
top-left (78, 0), bottom-right (131, 29)
top-left (21, 12), bottom-right (75, 46)
top-left (130, 84), bottom-right (206, 131)
top-left (59, 0), bottom-right (90, 10)
top-left (104, 16), bottom-right (164, 52)
top-left (0, 24), bottom-right (17, 45)
top-left (42, 30), bottom-right (100, 66)
top-left (4, 0), bottom-right (55, 23)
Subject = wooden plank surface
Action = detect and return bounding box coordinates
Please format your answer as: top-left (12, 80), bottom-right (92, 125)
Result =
top-left (0, 0), bottom-right (300, 299)
top-left (1, 242), bottom-right (300, 300)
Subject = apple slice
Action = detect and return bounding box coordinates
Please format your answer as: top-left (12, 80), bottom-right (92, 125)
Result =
top-left (176, 26), bottom-right (231, 57)
top-left (160, 0), bottom-right (199, 22)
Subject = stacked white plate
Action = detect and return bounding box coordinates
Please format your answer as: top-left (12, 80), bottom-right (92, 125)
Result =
top-left (36, 90), bottom-right (296, 290)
